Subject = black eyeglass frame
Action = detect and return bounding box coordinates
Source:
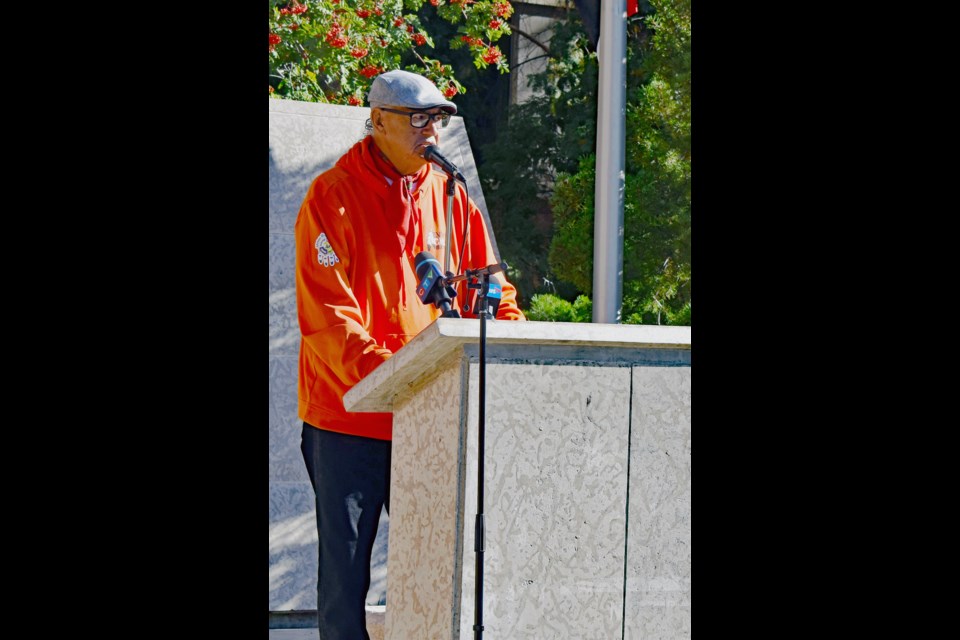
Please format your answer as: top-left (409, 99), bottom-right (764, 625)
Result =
top-left (376, 107), bottom-right (452, 129)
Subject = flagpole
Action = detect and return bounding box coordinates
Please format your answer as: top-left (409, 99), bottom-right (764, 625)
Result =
top-left (592, 0), bottom-right (627, 324)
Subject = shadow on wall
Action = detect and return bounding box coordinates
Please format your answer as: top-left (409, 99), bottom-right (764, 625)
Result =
top-left (268, 506), bottom-right (389, 610)
top-left (268, 144), bottom-right (355, 235)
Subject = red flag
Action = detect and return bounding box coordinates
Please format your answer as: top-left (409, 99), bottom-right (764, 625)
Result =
top-left (627, 0), bottom-right (639, 17)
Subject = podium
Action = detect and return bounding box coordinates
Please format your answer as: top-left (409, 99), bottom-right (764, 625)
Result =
top-left (344, 318), bottom-right (691, 639)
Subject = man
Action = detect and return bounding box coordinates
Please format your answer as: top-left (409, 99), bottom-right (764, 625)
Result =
top-left (294, 69), bottom-right (526, 639)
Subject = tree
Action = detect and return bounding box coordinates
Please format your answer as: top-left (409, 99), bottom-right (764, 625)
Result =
top-left (478, 15), bottom-right (599, 306)
top-left (482, 0), bottom-right (691, 325)
top-left (614, 0), bottom-right (691, 326)
top-left (268, 0), bottom-right (514, 104)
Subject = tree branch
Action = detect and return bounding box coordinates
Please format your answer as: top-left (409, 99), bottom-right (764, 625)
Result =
top-left (510, 53), bottom-right (551, 71)
top-left (513, 27), bottom-right (551, 55)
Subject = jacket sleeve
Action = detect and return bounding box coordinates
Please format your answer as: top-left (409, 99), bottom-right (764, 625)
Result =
top-left (294, 180), bottom-right (392, 387)
top-left (458, 192), bottom-right (527, 321)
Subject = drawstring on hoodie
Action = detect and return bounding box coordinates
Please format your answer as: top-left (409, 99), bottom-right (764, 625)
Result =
top-left (400, 177), bottom-right (413, 308)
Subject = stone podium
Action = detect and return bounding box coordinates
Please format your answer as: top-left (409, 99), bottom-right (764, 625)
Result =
top-left (343, 318), bottom-right (691, 639)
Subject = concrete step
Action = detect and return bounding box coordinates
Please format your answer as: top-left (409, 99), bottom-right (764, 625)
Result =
top-left (269, 606), bottom-right (385, 640)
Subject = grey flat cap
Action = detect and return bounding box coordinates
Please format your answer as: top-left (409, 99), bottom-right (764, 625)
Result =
top-left (367, 69), bottom-right (457, 114)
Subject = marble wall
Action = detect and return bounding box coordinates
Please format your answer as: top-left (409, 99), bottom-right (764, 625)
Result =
top-left (459, 361), bottom-right (634, 639)
top-left (268, 98), bottom-right (492, 612)
top-left (624, 366), bottom-right (691, 638)
top-left (377, 336), bottom-right (691, 639)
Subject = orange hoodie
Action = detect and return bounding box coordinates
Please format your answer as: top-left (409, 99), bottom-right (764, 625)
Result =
top-left (295, 136), bottom-right (526, 441)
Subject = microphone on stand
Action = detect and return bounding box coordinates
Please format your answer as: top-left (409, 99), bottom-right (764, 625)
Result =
top-left (423, 145), bottom-right (466, 182)
top-left (484, 281), bottom-right (502, 318)
top-left (448, 263), bottom-right (507, 318)
top-left (414, 251), bottom-right (460, 318)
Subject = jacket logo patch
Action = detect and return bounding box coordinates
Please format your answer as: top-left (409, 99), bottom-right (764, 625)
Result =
top-left (427, 231), bottom-right (443, 250)
top-left (315, 233), bottom-right (340, 267)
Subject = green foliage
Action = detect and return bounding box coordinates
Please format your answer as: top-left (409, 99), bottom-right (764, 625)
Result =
top-left (524, 293), bottom-right (591, 322)
top-left (412, 2), bottom-right (514, 155)
top-left (485, 0), bottom-right (691, 326)
top-left (621, 0), bottom-right (690, 326)
top-left (479, 16), bottom-right (599, 307)
top-left (548, 154), bottom-right (596, 294)
top-left (571, 294), bottom-right (593, 322)
top-left (268, 0), bottom-right (514, 104)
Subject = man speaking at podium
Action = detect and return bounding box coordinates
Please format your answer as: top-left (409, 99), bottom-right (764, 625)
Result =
top-left (293, 69), bottom-right (525, 639)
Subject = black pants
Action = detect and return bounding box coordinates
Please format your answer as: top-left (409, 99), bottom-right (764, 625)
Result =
top-left (300, 423), bottom-right (391, 640)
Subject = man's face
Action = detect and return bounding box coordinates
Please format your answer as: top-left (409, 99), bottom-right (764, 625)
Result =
top-left (371, 106), bottom-right (449, 175)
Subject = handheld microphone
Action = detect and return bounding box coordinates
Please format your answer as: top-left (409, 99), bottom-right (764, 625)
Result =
top-left (414, 251), bottom-right (460, 317)
top-left (423, 145), bottom-right (466, 182)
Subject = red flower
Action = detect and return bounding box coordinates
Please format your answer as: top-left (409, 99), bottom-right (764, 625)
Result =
top-left (287, 24), bottom-right (299, 30)
top-left (350, 47), bottom-right (369, 58)
top-left (412, 33), bottom-right (427, 46)
top-left (494, 2), bottom-right (513, 18)
top-left (489, 20), bottom-right (501, 29)
top-left (406, 24), bottom-right (414, 33)
top-left (348, 95), bottom-right (362, 106)
top-left (482, 46), bottom-right (501, 64)
top-left (326, 32), bottom-right (348, 48)
top-left (430, 0), bottom-right (440, 5)
top-left (356, 9), bottom-right (371, 18)
top-left (393, 17), bottom-right (404, 27)
top-left (269, 33), bottom-right (282, 45)
top-left (280, 2), bottom-right (307, 15)
top-left (444, 85), bottom-right (457, 98)
top-left (325, 24), bottom-right (347, 48)
top-left (360, 65), bottom-right (381, 79)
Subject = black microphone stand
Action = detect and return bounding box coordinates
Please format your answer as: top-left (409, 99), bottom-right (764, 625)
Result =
top-left (429, 151), bottom-right (501, 638)
top-left (447, 261), bottom-right (506, 640)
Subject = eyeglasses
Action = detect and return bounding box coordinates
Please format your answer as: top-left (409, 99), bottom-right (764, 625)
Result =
top-left (377, 107), bottom-right (451, 129)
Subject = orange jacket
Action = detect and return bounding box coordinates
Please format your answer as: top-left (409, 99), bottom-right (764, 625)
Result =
top-left (295, 136), bottom-right (526, 441)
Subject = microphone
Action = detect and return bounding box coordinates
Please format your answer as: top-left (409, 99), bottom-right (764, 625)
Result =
top-left (423, 145), bottom-right (466, 182)
top-left (486, 281), bottom-right (502, 317)
top-left (414, 251), bottom-right (460, 317)
top-left (466, 280), bottom-right (502, 318)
